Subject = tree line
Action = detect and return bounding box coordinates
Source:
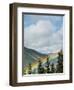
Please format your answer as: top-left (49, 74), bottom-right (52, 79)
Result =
top-left (24, 50), bottom-right (63, 74)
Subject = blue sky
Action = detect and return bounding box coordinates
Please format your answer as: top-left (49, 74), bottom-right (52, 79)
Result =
top-left (24, 14), bottom-right (63, 32)
top-left (24, 14), bottom-right (64, 54)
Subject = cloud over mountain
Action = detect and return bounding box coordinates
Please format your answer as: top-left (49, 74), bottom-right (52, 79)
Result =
top-left (24, 19), bottom-right (63, 54)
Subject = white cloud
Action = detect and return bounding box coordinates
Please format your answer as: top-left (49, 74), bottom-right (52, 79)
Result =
top-left (24, 20), bottom-right (63, 54)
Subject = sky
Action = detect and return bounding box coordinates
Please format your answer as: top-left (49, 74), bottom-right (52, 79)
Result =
top-left (24, 14), bottom-right (64, 54)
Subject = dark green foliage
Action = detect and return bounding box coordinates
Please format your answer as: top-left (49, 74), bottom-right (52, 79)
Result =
top-left (24, 69), bottom-right (26, 75)
top-left (38, 60), bottom-right (45, 74)
top-left (51, 63), bottom-right (55, 73)
top-left (23, 47), bottom-right (63, 75)
top-left (46, 56), bottom-right (50, 73)
top-left (56, 50), bottom-right (63, 73)
top-left (23, 47), bottom-right (47, 75)
top-left (32, 68), bottom-right (37, 74)
top-left (28, 63), bottom-right (32, 74)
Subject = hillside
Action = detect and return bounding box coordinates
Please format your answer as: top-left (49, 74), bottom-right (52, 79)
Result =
top-left (22, 47), bottom-right (63, 75)
top-left (22, 47), bottom-right (47, 73)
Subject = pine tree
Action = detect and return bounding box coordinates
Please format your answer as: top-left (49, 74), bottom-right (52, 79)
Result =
top-left (38, 60), bottom-right (44, 74)
top-left (32, 68), bottom-right (36, 74)
top-left (56, 50), bottom-right (63, 73)
top-left (28, 63), bottom-right (32, 74)
top-left (24, 68), bottom-right (26, 75)
top-left (51, 63), bottom-right (55, 73)
top-left (46, 56), bottom-right (50, 73)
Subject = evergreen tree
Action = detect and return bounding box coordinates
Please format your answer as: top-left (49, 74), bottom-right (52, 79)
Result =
top-left (24, 68), bottom-right (26, 75)
top-left (28, 63), bottom-right (32, 74)
top-left (38, 60), bottom-right (44, 74)
top-left (32, 68), bottom-right (37, 74)
top-left (51, 63), bottom-right (55, 73)
top-left (56, 50), bottom-right (63, 73)
top-left (46, 56), bottom-right (50, 73)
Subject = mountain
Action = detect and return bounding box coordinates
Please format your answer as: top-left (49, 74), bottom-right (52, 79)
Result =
top-left (22, 47), bottom-right (47, 71)
top-left (22, 47), bottom-right (62, 75)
